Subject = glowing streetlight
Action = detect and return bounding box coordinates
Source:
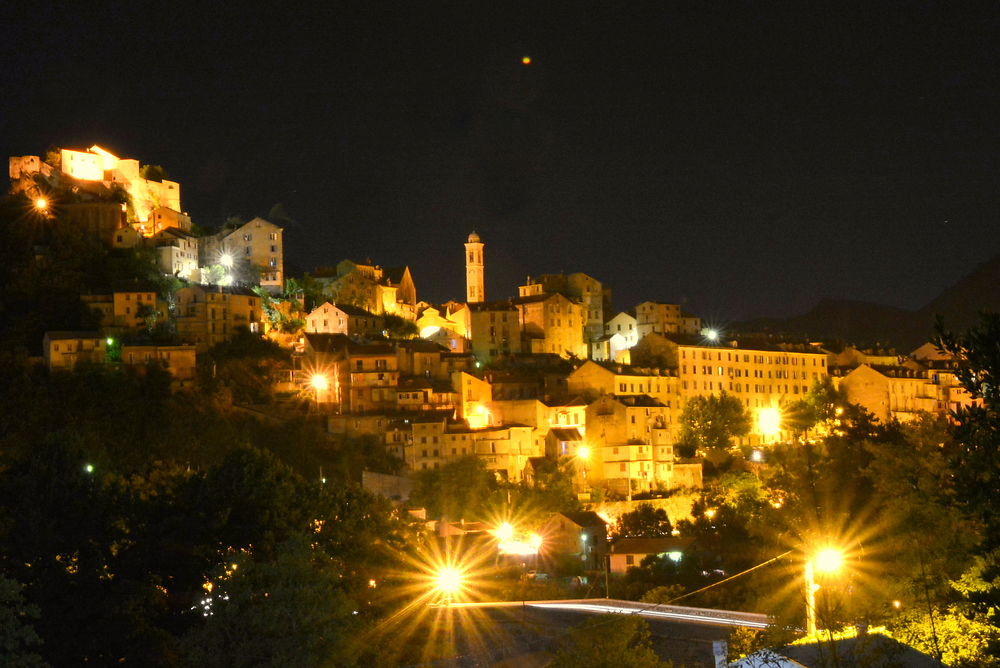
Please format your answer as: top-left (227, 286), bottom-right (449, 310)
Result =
top-left (528, 533), bottom-right (543, 551)
top-left (495, 522), bottom-right (515, 543)
top-left (310, 374), bottom-right (330, 392)
top-left (432, 566), bottom-right (467, 605)
top-left (758, 407), bottom-right (782, 439)
top-left (34, 197), bottom-right (48, 211)
top-left (84, 463), bottom-right (94, 474)
top-left (703, 327), bottom-right (719, 342)
top-left (576, 444), bottom-right (591, 483)
top-left (220, 253), bottom-right (233, 268)
top-left (521, 55), bottom-right (532, 65)
top-left (805, 546), bottom-right (844, 636)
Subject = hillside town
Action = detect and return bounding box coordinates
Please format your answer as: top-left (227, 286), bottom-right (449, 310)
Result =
top-left (4, 144), bottom-right (998, 666)
top-left (17, 145), bottom-right (978, 496)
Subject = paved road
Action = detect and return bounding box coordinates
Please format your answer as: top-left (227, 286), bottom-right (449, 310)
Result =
top-left (426, 598), bottom-right (769, 666)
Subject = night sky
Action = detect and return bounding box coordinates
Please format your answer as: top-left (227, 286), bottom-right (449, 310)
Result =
top-left (3, 3), bottom-right (999, 320)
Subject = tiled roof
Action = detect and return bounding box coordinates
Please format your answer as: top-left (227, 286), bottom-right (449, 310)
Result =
top-left (549, 428), bottom-right (583, 441)
top-left (560, 511), bottom-right (608, 527)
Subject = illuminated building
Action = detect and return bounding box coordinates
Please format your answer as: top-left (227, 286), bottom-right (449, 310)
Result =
top-left (632, 332), bottom-right (828, 444)
top-left (414, 304), bottom-right (468, 352)
top-left (519, 272), bottom-right (611, 343)
top-left (304, 302), bottom-right (383, 337)
top-left (833, 364), bottom-right (943, 424)
top-left (174, 285), bottom-right (263, 351)
top-left (539, 511), bottom-right (609, 570)
top-left (465, 231), bottom-right (484, 303)
top-left (405, 417), bottom-right (539, 482)
top-left (120, 344), bottom-right (197, 390)
top-left (10, 146), bottom-right (182, 227)
top-left (43, 331), bottom-right (107, 370)
top-left (467, 301), bottom-right (522, 362)
top-left (311, 260), bottom-right (416, 317)
top-left (609, 537), bottom-right (692, 573)
top-left (566, 360), bottom-right (680, 410)
top-left (199, 217), bottom-right (284, 294)
top-left (635, 301), bottom-right (701, 338)
top-left (584, 394), bottom-right (676, 494)
top-left (152, 227), bottom-right (200, 280)
top-left (512, 292), bottom-right (587, 359)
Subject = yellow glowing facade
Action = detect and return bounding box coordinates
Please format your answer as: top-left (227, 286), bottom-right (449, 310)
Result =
top-left (58, 146), bottom-right (182, 225)
top-left (405, 417), bottom-right (539, 482)
top-left (175, 286), bottom-right (263, 351)
top-left (43, 331), bottom-right (107, 370)
top-left (639, 333), bottom-right (828, 444)
top-left (512, 292), bottom-right (587, 359)
top-left (120, 344), bottom-right (197, 390)
top-left (468, 301), bottom-right (522, 362)
top-left (201, 217), bottom-right (284, 293)
top-left (636, 301), bottom-right (700, 338)
top-left (835, 364), bottom-right (941, 424)
top-left (584, 394), bottom-right (677, 494)
top-left (304, 302), bottom-right (383, 337)
top-left (465, 232), bottom-right (484, 303)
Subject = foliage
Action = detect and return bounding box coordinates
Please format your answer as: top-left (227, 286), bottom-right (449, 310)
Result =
top-left (549, 615), bottom-right (672, 668)
top-left (0, 437), bottom-right (404, 665)
top-left (409, 456), bottom-right (498, 520)
top-left (0, 575), bottom-right (47, 668)
top-left (201, 328), bottom-right (289, 403)
top-left (612, 503), bottom-right (673, 539)
top-left (782, 377), bottom-right (848, 436)
top-left (676, 391), bottom-right (751, 458)
top-left (639, 584), bottom-right (685, 604)
top-left (139, 164), bottom-right (167, 181)
top-left (934, 312), bottom-right (1000, 550)
top-left (382, 313), bottom-right (418, 339)
top-left (178, 536), bottom-right (357, 668)
top-left (892, 605), bottom-right (1000, 667)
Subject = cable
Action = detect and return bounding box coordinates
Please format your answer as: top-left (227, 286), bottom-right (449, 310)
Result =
top-left (665, 549), bottom-right (794, 605)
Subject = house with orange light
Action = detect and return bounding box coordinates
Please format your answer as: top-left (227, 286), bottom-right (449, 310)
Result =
top-left (43, 332), bottom-right (107, 370)
top-left (312, 259), bottom-right (417, 318)
top-left (631, 332), bottom-right (828, 445)
top-left (175, 285), bottom-right (263, 351)
top-left (467, 300), bottom-right (522, 363)
top-left (304, 301), bottom-right (384, 337)
top-left (584, 394), bottom-right (676, 495)
top-left (199, 217), bottom-right (284, 294)
top-left (120, 344), bottom-right (197, 390)
top-left (511, 292), bottom-right (587, 359)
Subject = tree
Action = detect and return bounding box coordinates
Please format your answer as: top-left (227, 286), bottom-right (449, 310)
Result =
top-left (0, 575), bottom-right (46, 668)
top-left (549, 615), bottom-right (672, 668)
top-left (382, 313), bottom-right (419, 339)
top-left (612, 503), bottom-right (672, 539)
top-left (934, 312), bottom-right (1000, 550)
top-left (178, 536), bottom-right (359, 668)
top-left (676, 391), bottom-right (751, 458)
top-left (409, 456), bottom-right (498, 520)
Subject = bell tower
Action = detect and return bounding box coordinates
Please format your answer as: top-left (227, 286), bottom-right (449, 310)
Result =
top-left (465, 232), bottom-right (484, 303)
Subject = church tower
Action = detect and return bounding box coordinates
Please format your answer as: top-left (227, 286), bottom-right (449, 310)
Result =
top-left (465, 231), bottom-right (484, 303)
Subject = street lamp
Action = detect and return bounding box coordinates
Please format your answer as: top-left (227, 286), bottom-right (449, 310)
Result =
top-left (577, 444), bottom-right (591, 482)
top-left (432, 565), bottom-right (467, 606)
top-left (805, 547), bottom-right (843, 636)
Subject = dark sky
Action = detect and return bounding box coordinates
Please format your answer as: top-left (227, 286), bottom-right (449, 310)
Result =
top-left (3, 3), bottom-right (999, 320)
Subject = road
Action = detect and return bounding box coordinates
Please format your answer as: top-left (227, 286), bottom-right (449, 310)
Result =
top-left (427, 598), bottom-right (769, 666)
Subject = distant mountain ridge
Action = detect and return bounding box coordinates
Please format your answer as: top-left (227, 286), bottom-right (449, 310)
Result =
top-left (735, 252), bottom-right (1000, 351)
